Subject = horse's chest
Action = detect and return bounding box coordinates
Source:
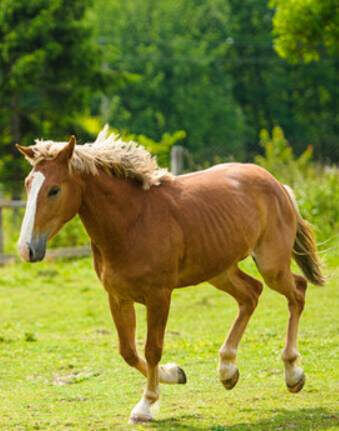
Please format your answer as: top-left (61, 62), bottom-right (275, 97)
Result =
top-left (99, 266), bottom-right (142, 302)
top-left (98, 257), bottom-right (170, 303)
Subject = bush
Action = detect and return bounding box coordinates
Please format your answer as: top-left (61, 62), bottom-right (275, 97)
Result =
top-left (255, 127), bottom-right (339, 241)
top-left (296, 168), bottom-right (339, 242)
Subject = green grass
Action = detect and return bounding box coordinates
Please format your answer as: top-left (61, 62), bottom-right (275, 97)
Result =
top-left (0, 244), bottom-right (338, 430)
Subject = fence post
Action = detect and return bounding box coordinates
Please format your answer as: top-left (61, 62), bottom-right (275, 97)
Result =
top-left (171, 145), bottom-right (185, 175)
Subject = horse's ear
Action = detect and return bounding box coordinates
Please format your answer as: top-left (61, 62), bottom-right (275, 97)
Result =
top-left (56, 135), bottom-right (76, 163)
top-left (16, 144), bottom-right (35, 159)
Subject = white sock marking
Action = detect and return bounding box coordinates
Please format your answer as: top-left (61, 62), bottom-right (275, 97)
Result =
top-left (129, 398), bottom-right (153, 423)
top-left (18, 171), bottom-right (45, 259)
top-left (159, 363), bottom-right (180, 384)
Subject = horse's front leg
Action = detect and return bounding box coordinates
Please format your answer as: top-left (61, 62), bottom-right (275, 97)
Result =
top-left (108, 295), bottom-right (147, 376)
top-left (129, 288), bottom-right (172, 424)
top-left (108, 294), bottom-right (186, 385)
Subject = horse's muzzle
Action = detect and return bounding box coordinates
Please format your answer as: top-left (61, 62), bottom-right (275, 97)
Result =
top-left (29, 235), bottom-right (47, 262)
top-left (19, 235), bottom-right (47, 262)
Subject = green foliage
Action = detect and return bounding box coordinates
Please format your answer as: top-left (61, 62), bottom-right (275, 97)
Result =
top-left (296, 169), bottom-right (339, 243)
top-left (0, 0), bottom-right (102, 196)
top-left (256, 127), bottom-right (313, 183)
top-left (256, 127), bottom-right (339, 241)
top-left (91, 0), bottom-right (246, 163)
top-left (271, 0), bottom-right (339, 62)
top-left (226, 0), bottom-right (338, 161)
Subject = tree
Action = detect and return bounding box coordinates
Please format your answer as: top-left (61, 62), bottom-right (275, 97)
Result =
top-left (91, 0), bottom-right (338, 163)
top-left (226, 0), bottom-right (338, 161)
top-left (271, 0), bottom-right (339, 62)
top-left (91, 0), bottom-right (246, 164)
top-left (0, 0), bottom-right (101, 196)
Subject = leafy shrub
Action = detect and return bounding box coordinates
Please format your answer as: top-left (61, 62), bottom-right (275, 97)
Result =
top-left (256, 127), bottom-right (339, 241)
top-left (296, 168), bottom-right (339, 242)
top-left (255, 127), bottom-right (313, 183)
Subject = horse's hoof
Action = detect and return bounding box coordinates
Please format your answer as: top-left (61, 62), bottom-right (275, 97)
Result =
top-left (177, 367), bottom-right (187, 384)
top-left (222, 368), bottom-right (239, 390)
top-left (287, 371), bottom-right (305, 393)
top-left (128, 414), bottom-right (153, 424)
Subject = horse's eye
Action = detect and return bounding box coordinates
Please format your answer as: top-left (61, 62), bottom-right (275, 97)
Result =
top-left (48, 186), bottom-right (60, 197)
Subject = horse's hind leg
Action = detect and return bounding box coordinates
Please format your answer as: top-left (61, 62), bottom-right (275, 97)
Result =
top-left (283, 274), bottom-right (307, 392)
top-left (210, 266), bottom-right (263, 390)
top-left (254, 252), bottom-right (307, 393)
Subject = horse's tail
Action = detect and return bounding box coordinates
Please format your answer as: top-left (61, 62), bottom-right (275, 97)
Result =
top-left (283, 185), bottom-right (325, 286)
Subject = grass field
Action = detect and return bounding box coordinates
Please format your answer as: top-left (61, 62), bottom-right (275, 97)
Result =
top-left (0, 242), bottom-right (338, 430)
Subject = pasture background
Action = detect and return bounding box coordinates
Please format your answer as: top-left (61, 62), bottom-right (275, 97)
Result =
top-left (0, 242), bottom-right (338, 430)
top-left (0, 0), bottom-right (338, 430)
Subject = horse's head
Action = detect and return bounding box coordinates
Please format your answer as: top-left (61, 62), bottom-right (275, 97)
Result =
top-left (16, 136), bottom-right (82, 262)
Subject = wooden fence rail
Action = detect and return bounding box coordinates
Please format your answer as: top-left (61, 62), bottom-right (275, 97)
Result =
top-left (0, 200), bottom-right (91, 265)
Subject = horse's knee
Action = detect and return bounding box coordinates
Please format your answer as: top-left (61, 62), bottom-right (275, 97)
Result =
top-left (120, 346), bottom-right (139, 367)
top-left (145, 344), bottom-right (162, 366)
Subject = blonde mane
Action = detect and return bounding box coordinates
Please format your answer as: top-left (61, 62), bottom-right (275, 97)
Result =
top-left (27, 125), bottom-right (173, 189)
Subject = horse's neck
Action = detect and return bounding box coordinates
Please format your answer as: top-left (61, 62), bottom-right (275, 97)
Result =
top-left (78, 172), bottom-right (144, 253)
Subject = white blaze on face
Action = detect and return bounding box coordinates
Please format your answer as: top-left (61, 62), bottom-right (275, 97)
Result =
top-left (18, 171), bottom-right (45, 261)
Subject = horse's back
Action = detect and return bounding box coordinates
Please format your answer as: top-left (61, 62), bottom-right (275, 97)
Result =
top-left (177, 162), bottom-right (281, 191)
top-left (176, 163), bottom-right (294, 223)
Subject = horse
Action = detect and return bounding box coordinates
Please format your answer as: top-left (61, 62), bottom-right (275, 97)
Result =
top-left (16, 126), bottom-right (324, 424)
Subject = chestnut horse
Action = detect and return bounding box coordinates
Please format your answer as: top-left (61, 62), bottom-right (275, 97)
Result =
top-left (17, 126), bottom-right (324, 424)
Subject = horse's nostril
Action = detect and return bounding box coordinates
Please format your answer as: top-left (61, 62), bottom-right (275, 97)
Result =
top-left (27, 237), bottom-right (47, 262)
top-left (29, 245), bottom-right (34, 261)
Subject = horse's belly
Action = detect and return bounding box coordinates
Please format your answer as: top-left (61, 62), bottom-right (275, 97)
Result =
top-left (176, 244), bottom-right (248, 287)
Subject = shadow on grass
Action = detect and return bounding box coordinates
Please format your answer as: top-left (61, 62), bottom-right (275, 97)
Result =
top-left (148, 408), bottom-right (338, 431)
